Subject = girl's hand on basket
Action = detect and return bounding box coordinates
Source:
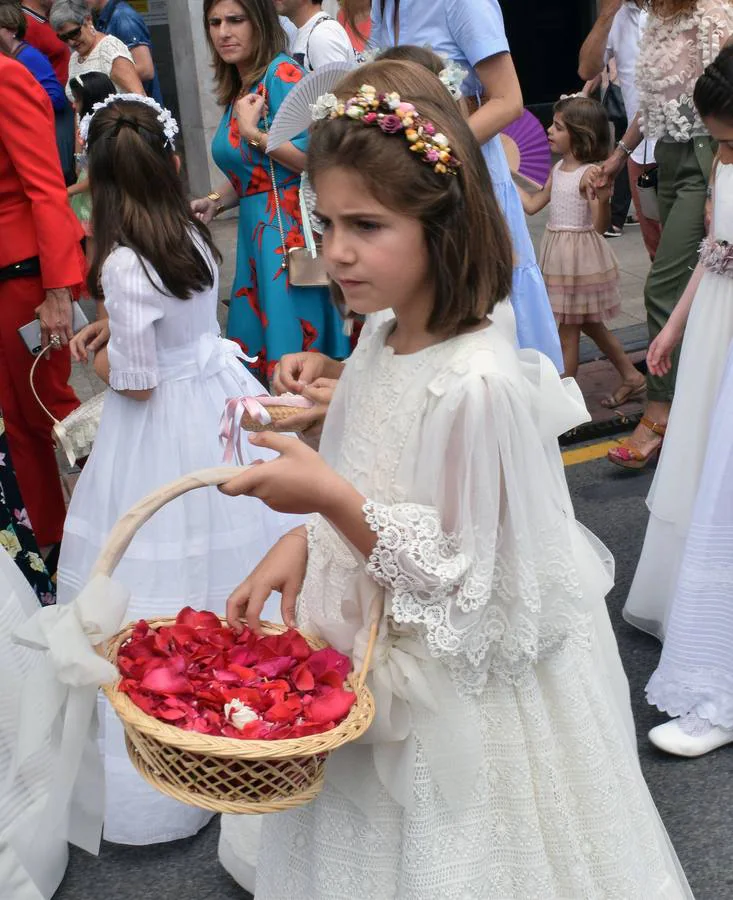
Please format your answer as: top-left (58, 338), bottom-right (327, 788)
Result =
top-left (221, 432), bottom-right (378, 558)
top-left (220, 432), bottom-right (343, 515)
top-left (70, 319), bottom-right (111, 364)
top-left (270, 378), bottom-right (339, 451)
top-left (272, 352), bottom-right (344, 394)
top-left (226, 529), bottom-right (307, 633)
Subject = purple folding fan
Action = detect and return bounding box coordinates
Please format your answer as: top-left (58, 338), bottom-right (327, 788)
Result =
top-left (500, 109), bottom-right (552, 189)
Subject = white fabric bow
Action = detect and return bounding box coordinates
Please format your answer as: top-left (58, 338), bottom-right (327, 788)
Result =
top-left (310, 583), bottom-right (483, 819)
top-left (9, 575), bottom-right (130, 856)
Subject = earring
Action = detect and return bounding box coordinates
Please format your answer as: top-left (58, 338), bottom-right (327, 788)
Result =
top-left (90, 24), bottom-right (96, 33)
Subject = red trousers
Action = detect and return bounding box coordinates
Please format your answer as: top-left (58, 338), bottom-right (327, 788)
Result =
top-left (0, 275), bottom-right (79, 544)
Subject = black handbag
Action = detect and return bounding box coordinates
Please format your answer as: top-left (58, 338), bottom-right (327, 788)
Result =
top-left (601, 77), bottom-right (626, 124)
top-left (636, 142), bottom-right (660, 222)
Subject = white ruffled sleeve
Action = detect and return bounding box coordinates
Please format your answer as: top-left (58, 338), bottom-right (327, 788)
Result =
top-left (363, 351), bottom-right (592, 692)
top-left (102, 247), bottom-right (164, 391)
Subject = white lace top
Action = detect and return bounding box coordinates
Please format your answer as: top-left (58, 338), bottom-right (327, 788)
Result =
top-left (65, 35), bottom-right (133, 100)
top-left (637, 0), bottom-right (733, 142)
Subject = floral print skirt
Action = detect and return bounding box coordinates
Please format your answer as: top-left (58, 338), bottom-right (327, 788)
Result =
top-left (0, 415), bottom-right (54, 603)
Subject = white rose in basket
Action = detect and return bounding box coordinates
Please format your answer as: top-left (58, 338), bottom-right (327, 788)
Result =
top-left (225, 699), bottom-right (260, 731)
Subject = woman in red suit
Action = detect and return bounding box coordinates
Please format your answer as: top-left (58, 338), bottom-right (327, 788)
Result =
top-left (0, 53), bottom-right (81, 549)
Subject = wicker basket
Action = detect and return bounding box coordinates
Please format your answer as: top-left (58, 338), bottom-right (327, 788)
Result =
top-left (241, 404), bottom-right (310, 434)
top-left (94, 466), bottom-right (378, 815)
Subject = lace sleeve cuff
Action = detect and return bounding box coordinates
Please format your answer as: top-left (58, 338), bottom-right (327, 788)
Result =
top-left (363, 499), bottom-right (471, 657)
top-left (108, 369), bottom-right (159, 391)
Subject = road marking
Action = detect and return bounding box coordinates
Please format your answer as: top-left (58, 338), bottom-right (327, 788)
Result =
top-left (562, 439), bottom-right (624, 467)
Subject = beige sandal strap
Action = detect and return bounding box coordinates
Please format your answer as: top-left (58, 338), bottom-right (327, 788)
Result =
top-left (640, 416), bottom-right (666, 437)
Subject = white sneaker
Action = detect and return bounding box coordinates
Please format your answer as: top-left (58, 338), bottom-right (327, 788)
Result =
top-left (649, 714), bottom-right (733, 758)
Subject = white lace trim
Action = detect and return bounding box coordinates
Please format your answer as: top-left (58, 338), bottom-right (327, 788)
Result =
top-left (637, 4), bottom-right (733, 141)
top-left (364, 500), bottom-right (591, 692)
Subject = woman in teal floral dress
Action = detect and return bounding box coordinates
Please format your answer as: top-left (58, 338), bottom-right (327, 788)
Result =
top-left (194, 0), bottom-right (349, 383)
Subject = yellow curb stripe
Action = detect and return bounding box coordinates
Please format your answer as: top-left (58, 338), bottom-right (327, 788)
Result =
top-left (562, 439), bottom-right (624, 467)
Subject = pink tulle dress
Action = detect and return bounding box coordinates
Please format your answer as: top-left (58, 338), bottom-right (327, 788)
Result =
top-left (539, 161), bottom-right (620, 324)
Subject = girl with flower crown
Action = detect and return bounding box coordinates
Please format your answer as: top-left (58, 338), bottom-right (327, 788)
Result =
top-left (217, 60), bottom-right (692, 899)
top-left (339, 0), bottom-right (563, 371)
top-left (57, 95), bottom-right (303, 847)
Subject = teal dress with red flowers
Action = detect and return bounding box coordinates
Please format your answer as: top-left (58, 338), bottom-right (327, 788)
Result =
top-left (212, 54), bottom-right (349, 382)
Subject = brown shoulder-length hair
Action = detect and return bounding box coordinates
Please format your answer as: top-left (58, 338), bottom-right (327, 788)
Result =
top-left (203, 0), bottom-right (287, 106)
top-left (553, 96), bottom-right (611, 164)
top-left (86, 100), bottom-right (221, 300)
top-left (309, 60), bottom-right (513, 336)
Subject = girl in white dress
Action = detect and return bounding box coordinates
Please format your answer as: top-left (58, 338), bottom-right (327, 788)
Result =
top-left (218, 61), bottom-right (691, 899)
top-left (624, 49), bottom-right (733, 642)
top-left (633, 48), bottom-right (733, 757)
top-left (57, 96), bottom-right (299, 846)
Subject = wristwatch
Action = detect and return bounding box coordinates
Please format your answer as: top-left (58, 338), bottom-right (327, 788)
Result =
top-left (617, 140), bottom-right (633, 157)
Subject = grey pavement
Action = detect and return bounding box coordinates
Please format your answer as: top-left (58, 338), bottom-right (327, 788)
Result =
top-left (54, 454), bottom-right (733, 900)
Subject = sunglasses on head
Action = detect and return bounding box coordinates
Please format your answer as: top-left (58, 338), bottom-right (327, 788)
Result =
top-left (58, 25), bottom-right (82, 42)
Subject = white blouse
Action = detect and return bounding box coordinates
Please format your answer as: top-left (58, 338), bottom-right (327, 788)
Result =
top-left (65, 34), bottom-right (133, 100)
top-left (637, 0), bottom-right (733, 142)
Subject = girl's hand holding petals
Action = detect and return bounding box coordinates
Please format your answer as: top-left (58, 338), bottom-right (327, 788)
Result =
top-left (226, 529), bottom-right (307, 633)
top-left (220, 431), bottom-right (344, 515)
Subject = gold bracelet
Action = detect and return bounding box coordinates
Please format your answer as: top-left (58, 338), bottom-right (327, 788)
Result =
top-left (207, 190), bottom-right (222, 203)
top-left (248, 132), bottom-right (265, 150)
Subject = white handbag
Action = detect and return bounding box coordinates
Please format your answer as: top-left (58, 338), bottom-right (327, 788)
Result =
top-left (30, 350), bottom-right (103, 466)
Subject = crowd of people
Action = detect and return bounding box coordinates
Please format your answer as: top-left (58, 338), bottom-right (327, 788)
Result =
top-left (1, 0), bottom-right (733, 897)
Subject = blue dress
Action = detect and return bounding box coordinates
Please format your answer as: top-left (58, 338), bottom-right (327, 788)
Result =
top-left (212, 54), bottom-right (350, 382)
top-left (372, 0), bottom-right (563, 370)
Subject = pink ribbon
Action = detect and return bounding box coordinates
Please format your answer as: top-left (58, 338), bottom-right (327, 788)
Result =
top-left (219, 397), bottom-right (248, 464)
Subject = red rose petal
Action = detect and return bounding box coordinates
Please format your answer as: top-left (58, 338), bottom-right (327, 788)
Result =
top-left (254, 656), bottom-right (295, 678)
top-left (305, 688), bottom-right (356, 724)
top-left (307, 648), bottom-right (351, 679)
top-left (157, 707), bottom-right (188, 722)
top-left (140, 667), bottom-right (194, 695)
top-left (292, 661), bottom-right (315, 692)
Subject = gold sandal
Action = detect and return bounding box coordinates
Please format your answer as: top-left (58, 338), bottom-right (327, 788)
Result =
top-left (607, 416), bottom-right (666, 470)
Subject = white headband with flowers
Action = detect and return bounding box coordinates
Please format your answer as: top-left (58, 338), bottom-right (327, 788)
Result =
top-left (79, 93), bottom-right (180, 149)
top-left (311, 84), bottom-right (460, 176)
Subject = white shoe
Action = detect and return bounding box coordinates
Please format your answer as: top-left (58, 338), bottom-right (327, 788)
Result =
top-left (649, 715), bottom-right (733, 758)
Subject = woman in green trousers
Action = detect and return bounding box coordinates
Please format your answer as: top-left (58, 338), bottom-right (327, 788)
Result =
top-left (598, 0), bottom-right (732, 469)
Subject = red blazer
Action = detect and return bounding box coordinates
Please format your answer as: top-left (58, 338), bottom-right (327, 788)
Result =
top-left (0, 56), bottom-right (83, 288)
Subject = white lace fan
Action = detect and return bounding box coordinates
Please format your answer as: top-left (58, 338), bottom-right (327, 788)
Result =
top-left (267, 60), bottom-right (358, 151)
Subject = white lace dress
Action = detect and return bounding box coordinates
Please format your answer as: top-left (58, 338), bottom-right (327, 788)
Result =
top-left (57, 240), bottom-right (300, 846)
top-left (624, 163), bottom-right (733, 638)
top-left (222, 322), bottom-right (691, 899)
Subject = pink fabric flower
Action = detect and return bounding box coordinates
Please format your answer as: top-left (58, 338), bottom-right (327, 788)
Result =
top-left (379, 114), bottom-right (403, 134)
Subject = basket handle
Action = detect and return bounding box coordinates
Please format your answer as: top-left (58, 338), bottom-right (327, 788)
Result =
top-left (90, 464), bottom-right (382, 688)
top-left (29, 350), bottom-right (61, 426)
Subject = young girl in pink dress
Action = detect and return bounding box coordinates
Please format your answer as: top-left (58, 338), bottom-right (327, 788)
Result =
top-left (520, 96), bottom-right (646, 406)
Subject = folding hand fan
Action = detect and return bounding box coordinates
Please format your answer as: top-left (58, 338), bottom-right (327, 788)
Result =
top-left (267, 60), bottom-right (358, 151)
top-left (500, 109), bottom-right (552, 189)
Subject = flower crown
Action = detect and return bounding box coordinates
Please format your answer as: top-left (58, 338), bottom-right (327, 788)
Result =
top-left (311, 85), bottom-right (460, 176)
top-left (359, 47), bottom-right (468, 100)
top-left (79, 93), bottom-right (180, 149)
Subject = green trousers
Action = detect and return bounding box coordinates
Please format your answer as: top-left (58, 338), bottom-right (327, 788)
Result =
top-left (645, 136), bottom-right (716, 402)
